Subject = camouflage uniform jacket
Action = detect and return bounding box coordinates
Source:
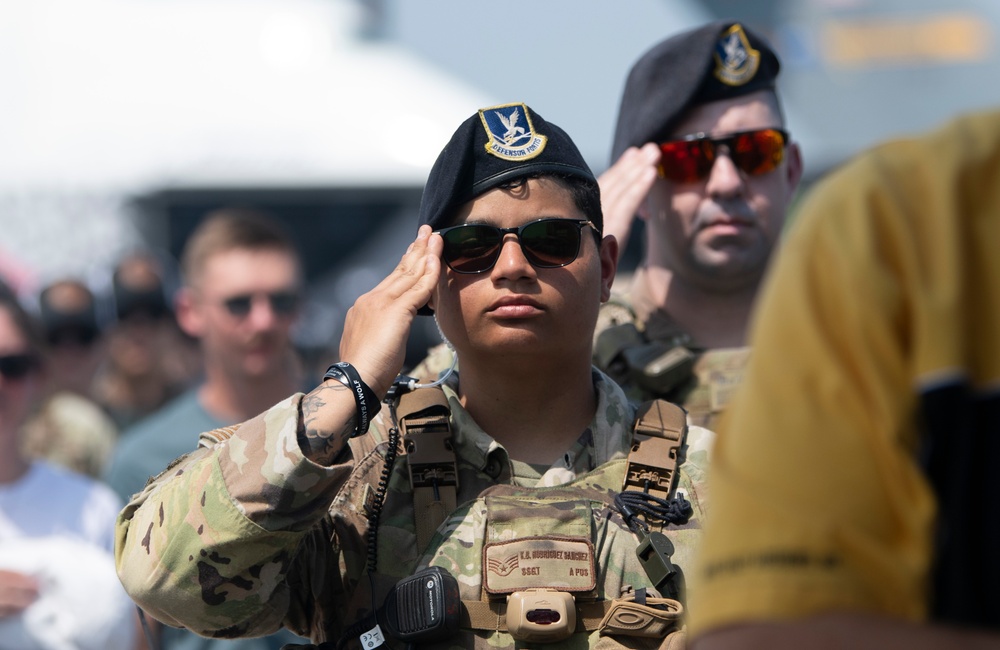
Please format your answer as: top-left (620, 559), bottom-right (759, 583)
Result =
top-left (115, 369), bottom-right (710, 649)
top-left (593, 284), bottom-right (750, 431)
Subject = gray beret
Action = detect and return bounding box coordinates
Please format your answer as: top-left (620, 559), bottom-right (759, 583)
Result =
top-left (611, 20), bottom-right (781, 161)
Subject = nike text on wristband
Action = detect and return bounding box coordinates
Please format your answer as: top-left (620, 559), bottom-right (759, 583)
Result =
top-left (323, 362), bottom-right (382, 437)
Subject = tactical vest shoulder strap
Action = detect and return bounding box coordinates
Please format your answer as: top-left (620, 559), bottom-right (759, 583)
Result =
top-left (396, 387), bottom-right (458, 554)
top-left (624, 399), bottom-right (688, 504)
top-left (621, 399), bottom-right (690, 599)
top-left (593, 298), bottom-right (642, 371)
top-left (396, 389), bottom-right (688, 554)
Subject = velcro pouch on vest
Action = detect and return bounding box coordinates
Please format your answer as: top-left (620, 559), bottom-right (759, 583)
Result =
top-left (598, 594), bottom-right (683, 638)
top-left (482, 494), bottom-right (596, 596)
top-left (398, 388), bottom-right (457, 553)
top-left (625, 400), bottom-right (687, 506)
top-left (624, 342), bottom-right (697, 395)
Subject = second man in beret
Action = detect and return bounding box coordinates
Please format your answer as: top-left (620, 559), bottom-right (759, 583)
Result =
top-left (595, 20), bottom-right (803, 430)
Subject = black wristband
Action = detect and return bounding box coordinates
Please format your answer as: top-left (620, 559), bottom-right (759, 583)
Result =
top-left (323, 362), bottom-right (382, 437)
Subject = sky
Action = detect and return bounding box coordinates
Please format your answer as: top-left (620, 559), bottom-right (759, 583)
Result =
top-left (386, 0), bottom-right (1000, 178)
top-left (386, 0), bottom-right (710, 175)
top-left (3, 0), bottom-right (1000, 288)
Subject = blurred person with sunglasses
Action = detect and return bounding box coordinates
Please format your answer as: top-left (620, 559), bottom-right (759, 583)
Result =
top-left (104, 209), bottom-right (308, 650)
top-left (0, 283), bottom-right (139, 650)
top-left (92, 250), bottom-right (201, 429)
top-left (594, 21), bottom-right (803, 430)
top-left (114, 103), bottom-right (709, 648)
top-left (19, 278), bottom-right (119, 478)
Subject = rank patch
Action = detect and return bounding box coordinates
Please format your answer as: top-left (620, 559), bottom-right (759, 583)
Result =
top-left (479, 103), bottom-right (548, 161)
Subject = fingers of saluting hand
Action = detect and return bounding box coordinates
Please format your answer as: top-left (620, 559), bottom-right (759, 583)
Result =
top-left (362, 225), bottom-right (442, 315)
top-left (598, 144), bottom-right (661, 251)
top-left (339, 226), bottom-right (443, 394)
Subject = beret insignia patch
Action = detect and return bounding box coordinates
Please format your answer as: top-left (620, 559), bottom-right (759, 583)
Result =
top-left (479, 102), bottom-right (548, 161)
top-left (713, 24), bottom-right (761, 87)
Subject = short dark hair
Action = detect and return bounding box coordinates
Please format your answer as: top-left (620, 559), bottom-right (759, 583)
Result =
top-left (556, 174), bottom-right (603, 233)
top-left (440, 172), bottom-right (603, 237)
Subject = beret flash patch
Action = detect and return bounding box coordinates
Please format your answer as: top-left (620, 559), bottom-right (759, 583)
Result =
top-left (713, 24), bottom-right (761, 87)
top-left (479, 103), bottom-right (548, 161)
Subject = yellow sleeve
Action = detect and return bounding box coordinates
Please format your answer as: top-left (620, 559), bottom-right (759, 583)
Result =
top-left (687, 143), bottom-right (943, 634)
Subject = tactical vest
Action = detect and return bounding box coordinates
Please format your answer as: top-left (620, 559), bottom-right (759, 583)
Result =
top-left (322, 387), bottom-right (697, 650)
top-left (594, 300), bottom-right (749, 430)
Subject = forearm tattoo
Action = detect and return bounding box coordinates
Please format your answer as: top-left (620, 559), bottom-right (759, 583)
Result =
top-left (298, 381), bottom-right (357, 465)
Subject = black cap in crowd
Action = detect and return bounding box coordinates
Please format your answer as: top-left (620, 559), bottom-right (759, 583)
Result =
top-left (113, 275), bottom-right (169, 321)
top-left (38, 282), bottom-right (100, 347)
top-left (418, 102), bottom-right (597, 232)
top-left (611, 20), bottom-right (782, 160)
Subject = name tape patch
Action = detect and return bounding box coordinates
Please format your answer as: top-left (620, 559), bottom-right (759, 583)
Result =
top-left (483, 537), bottom-right (596, 594)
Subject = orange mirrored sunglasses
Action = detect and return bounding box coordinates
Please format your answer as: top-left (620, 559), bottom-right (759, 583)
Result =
top-left (658, 128), bottom-right (789, 183)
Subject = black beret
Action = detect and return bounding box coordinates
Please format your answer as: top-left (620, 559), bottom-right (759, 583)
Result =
top-left (611, 20), bottom-right (781, 161)
top-left (418, 102), bottom-right (597, 231)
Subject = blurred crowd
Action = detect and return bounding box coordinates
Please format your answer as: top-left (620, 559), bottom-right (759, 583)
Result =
top-left (20, 251), bottom-right (200, 479)
top-left (0, 208), bottom-right (312, 650)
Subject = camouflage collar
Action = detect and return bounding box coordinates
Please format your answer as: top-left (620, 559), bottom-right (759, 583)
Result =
top-left (438, 369), bottom-right (635, 484)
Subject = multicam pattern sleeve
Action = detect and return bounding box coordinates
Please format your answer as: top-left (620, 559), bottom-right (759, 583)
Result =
top-left (114, 393), bottom-right (359, 639)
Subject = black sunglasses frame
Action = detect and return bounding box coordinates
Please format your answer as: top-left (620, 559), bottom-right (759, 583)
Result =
top-left (658, 128), bottom-right (790, 183)
top-left (0, 353), bottom-right (40, 381)
top-left (221, 291), bottom-right (301, 318)
top-left (435, 218), bottom-right (600, 275)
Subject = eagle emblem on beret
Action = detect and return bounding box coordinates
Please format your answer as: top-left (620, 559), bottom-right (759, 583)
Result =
top-left (479, 102), bottom-right (547, 161)
top-left (713, 24), bottom-right (761, 86)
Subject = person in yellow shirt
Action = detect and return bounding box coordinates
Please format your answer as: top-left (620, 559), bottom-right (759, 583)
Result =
top-left (687, 109), bottom-right (1000, 648)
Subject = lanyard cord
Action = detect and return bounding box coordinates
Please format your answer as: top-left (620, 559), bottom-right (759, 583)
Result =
top-left (137, 605), bottom-right (160, 650)
top-left (338, 354), bottom-right (461, 650)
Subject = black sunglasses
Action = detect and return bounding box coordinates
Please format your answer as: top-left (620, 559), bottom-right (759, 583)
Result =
top-left (435, 218), bottom-right (599, 275)
top-left (221, 291), bottom-right (300, 318)
top-left (658, 128), bottom-right (789, 183)
top-left (0, 353), bottom-right (40, 381)
top-left (47, 324), bottom-right (99, 348)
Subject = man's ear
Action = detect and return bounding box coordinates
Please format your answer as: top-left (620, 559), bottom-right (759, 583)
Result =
top-left (174, 287), bottom-right (204, 338)
top-left (784, 140), bottom-right (804, 198)
top-left (599, 234), bottom-right (619, 302)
